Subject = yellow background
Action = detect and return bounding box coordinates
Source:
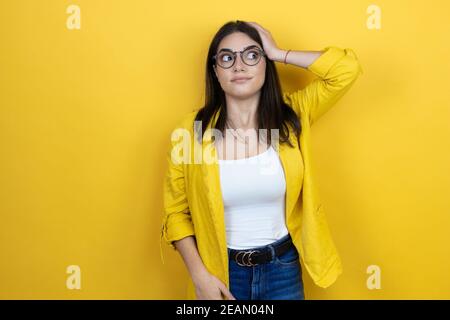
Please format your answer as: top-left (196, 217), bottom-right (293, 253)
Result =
top-left (1, 0), bottom-right (449, 299)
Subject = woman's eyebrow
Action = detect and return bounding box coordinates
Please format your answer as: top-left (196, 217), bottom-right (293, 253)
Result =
top-left (218, 44), bottom-right (260, 52)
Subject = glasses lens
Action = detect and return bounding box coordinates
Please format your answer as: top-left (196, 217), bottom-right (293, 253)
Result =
top-left (216, 51), bottom-right (235, 68)
top-left (242, 48), bottom-right (262, 65)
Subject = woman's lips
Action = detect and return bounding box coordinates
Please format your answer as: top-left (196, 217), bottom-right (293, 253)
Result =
top-left (231, 78), bottom-right (251, 83)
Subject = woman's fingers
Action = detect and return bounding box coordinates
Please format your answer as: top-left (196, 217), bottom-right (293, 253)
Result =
top-left (219, 283), bottom-right (236, 300)
top-left (244, 21), bottom-right (280, 60)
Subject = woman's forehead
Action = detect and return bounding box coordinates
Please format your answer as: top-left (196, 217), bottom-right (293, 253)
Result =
top-left (217, 33), bottom-right (260, 52)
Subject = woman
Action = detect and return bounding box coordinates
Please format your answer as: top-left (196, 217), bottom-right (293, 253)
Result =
top-left (161, 20), bottom-right (363, 300)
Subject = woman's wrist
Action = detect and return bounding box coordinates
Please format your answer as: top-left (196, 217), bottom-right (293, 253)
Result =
top-left (269, 49), bottom-right (290, 63)
top-left (191, 266), bottom-right (210, 284)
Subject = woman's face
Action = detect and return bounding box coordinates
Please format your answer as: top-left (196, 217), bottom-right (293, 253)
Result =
top-left (213, 32), bottom-right (266, 100)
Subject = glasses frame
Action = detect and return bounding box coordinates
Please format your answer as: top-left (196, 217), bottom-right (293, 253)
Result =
top-left (212, 45), bottom-right (267, 69)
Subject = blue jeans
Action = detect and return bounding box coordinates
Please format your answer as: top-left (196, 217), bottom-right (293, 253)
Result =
top-left (227, 234), bottom-right (305, 300)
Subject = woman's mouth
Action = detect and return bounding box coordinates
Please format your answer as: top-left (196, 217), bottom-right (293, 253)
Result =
top-left (231, 78), bottom-right (252, 84)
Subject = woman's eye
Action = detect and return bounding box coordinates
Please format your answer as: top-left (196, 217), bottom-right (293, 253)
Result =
top-left (221, 54), bottom-right (233, 62)
top-left (246, 51), bottom-right (258, 60)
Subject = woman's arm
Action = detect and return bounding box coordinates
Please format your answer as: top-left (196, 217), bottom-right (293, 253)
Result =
top-left (161, 115), bottom-right (235, 300)
top-left (174, 236), bottom-right (236, 300)
top-left (245, 22), bottom-right (363, 126)
top-left (174, 236), bottom-right (208, 280)
top-left (280, 46), bottom-right (363, 125)
top-left (270, 48), bottom-right (324, 68)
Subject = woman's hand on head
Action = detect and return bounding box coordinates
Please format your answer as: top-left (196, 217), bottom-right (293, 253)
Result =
top-left (245, 21), bottom-right (284, 61)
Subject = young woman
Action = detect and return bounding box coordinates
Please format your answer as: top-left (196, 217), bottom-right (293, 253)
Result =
top-left (161, 20), bottom-right (363, 300)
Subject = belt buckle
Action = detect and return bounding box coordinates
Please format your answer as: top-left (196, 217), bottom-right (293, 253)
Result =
top-left (235, 249), bottom-right (260, 267)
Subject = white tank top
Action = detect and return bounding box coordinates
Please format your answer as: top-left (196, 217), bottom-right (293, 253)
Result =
top-left (218, 145), bottom-right (289, 249)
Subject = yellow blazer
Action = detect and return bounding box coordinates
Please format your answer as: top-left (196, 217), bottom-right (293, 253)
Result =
top-left (160, 46), bottom-right (363, 299)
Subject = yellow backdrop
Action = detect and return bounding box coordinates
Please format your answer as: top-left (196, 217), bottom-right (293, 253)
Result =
top-left (1, 0), bottom-right (449, 299)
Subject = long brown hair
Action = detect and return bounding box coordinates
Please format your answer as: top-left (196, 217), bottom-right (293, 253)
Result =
top-left (194, 20), bottom-right (301, 148)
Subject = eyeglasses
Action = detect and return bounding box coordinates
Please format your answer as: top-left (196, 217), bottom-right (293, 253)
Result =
top-left (213, 45), bottom-right (266, 69)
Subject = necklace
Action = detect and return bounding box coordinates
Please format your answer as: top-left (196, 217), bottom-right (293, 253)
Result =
top-left (225, 118), bottom-right (250, 145)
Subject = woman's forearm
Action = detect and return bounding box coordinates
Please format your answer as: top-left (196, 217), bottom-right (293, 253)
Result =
top-left (174, 236), bottom-right (209, 283)
top-left (270, 49), bottom-right (323, 69)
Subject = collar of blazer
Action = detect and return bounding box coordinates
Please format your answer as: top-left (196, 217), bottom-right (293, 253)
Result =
top-left (196, 107), bottom-right (304, 261)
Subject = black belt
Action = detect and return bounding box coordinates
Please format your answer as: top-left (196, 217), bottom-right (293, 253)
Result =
top-left (228, 235), bottom-right (294, 267)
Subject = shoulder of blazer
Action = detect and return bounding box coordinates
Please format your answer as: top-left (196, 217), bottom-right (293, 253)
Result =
top-left (174, 109), bottom-right (199, 132)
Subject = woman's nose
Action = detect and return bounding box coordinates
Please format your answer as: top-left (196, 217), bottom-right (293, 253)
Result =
top-left (233, 54), bottom-right (246, 70)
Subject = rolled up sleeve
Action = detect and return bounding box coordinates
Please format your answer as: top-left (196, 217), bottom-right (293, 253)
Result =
top-left (283, 46), bottom-right (363, 126)
top-left (160, 125), bottom-right (195, 263)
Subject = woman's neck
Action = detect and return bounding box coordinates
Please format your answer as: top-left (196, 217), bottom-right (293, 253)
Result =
top-left (224, 95), bottom-right (259, 129)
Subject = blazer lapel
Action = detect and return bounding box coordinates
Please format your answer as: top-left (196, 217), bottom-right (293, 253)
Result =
top-left (277, 138), bottom-right (302, 223)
